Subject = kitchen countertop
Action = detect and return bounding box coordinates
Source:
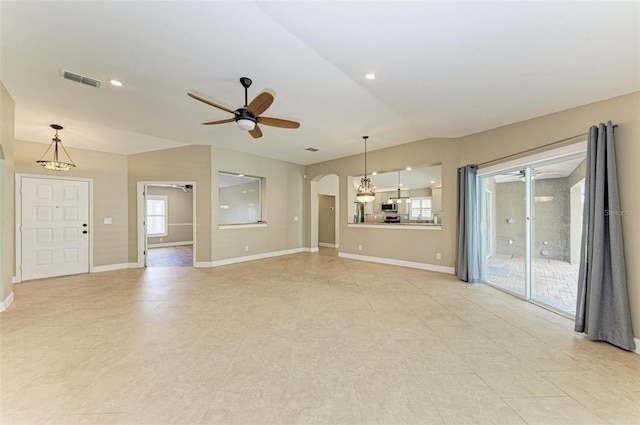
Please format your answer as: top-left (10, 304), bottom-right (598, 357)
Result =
top-left (348, 222), bottom-right (442, 230)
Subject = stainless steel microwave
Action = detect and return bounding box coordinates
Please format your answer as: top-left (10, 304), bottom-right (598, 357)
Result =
top-left (381, 203), bottom-right (398, 212)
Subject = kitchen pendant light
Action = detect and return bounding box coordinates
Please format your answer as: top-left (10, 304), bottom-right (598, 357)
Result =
top-left (37, 124), bottom-right (76, 171)
top-left (389, 171), bottom-right (410, 204)
top-left (356, 136), bottom-right (375, 203)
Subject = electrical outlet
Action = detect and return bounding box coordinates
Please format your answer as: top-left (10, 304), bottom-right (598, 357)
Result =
top-left (245, 246), bottom-right (249, 252)
top-left (436, 252), bottom-right (441, 260)
top-left (358, 245), bottom-right (362, 251)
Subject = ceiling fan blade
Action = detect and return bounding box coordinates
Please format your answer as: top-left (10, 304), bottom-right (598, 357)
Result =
top-left (188, 92), bottom-right (237, 115)
top-left (249, 125), bottom-right (263, 139)
top-left (258, 116), bottom-right (300, 129)
top-left (247, 92), bottom-right (274, 116)
top-left (201, 118), bottom-right (236, 125)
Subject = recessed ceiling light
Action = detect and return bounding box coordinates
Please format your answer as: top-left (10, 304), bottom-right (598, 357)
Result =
top-left (405, 166), bottom-right (412, 170)
top-left (371, 171), bottom-right (377, 175)
top-left (431, 180), bottom-right (435, 184)
top-left (109, 79), bottom-right (123, 87)
top-left (364, 73), bottom-right (376, 80)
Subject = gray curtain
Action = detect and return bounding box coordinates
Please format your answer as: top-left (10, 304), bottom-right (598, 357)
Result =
top-left (575, 122), bottom-right (635, 351)
top-left (455, 165), bottom-right (481, 283)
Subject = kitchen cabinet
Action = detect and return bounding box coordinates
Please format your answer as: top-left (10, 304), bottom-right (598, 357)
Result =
top-left (432, 187), bottom-right (442, 213)
top-left (373, 192), bottom-right (383, 213)
top-left (364, 200), bottom-right (374, 214)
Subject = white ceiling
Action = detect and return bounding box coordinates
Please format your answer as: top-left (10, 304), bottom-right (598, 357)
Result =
top-left (1, 1), bottom-right (638, 166)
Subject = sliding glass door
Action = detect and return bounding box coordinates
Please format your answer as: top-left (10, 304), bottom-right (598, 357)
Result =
top-left (479, 153), bottom-right (586, 316)
top-left (479, 171), bottom-right (527, 297)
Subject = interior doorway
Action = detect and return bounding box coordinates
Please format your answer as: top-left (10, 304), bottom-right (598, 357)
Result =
top-left (310, 174), bottom-right (339, 251)
top-left (318, 194), bottom-right (336, 248)
top-left (137, 182), bottom-right (195, 267)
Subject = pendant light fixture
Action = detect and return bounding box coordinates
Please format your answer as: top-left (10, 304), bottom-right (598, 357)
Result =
top-left (389, 171), bottom-right (410, 204)
top-left (37, 124), bottom-right (76, 171)
top-left (356, 136), bottom-right (376, 203)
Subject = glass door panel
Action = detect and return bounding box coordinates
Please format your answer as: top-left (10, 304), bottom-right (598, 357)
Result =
top-left (530, 156), bottom-right (586, 314)
top-left (479, 171), bottom-right (527, 297)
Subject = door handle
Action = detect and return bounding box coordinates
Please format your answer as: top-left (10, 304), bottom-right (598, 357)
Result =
top-left (83, 230), bottom-right (88, 234)
top-left (83, 223), bottom-right (88, 227)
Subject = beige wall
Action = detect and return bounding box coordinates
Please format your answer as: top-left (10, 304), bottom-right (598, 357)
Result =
top-left (1, 82), bottom-right (15, 306)
top-left (305, 137), bottom-right (459, 266)
top-left (14, 140), bottom-right (129, 268)
top-left (128, 145), bottom-right (211, 263)
top-left (128, 145), bottom-right (305, 264)
top-left (211, 146), bottom-right (305, 261)
top-left (458, 91), bottom-right (640, 341)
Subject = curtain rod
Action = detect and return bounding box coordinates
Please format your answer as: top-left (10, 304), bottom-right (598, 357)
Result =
top-left (477, 124), bottom-right (617, 168)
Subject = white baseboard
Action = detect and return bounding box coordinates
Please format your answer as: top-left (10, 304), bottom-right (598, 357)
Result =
top-left (318, 243), bottom-right (339, 248)
top-left (338, 252), bottom-right (455, 274)
top-left (308, 247), bottom-right (319, 253)
top-left (209, 247), bottom-right (308, 268)
top-left (634, 338), bottom-right (640, 355)
top-left (0, 291), bottom-right (14, 312)
top-left (147, 241), bottom-right (193, 248)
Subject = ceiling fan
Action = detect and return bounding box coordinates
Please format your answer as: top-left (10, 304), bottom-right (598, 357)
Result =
top-left (508, 169), bottom-right (564, 179)
top-left (188, 77), bottom-right (300, 139)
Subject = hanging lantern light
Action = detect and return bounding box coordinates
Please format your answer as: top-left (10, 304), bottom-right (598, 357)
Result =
top-left (356, 136), bottom-right (375, 203)
top-left (36, 124), bottom-right (76, 171)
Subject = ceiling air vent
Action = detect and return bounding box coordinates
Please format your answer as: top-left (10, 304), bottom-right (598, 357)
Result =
top-left (306, 147), bottom-right (319, 152)
top-left (61, 70), bottom-right (101, 88)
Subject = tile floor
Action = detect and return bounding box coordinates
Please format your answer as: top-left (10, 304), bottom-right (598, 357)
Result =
top-left (2, 249), bottom-right (639, 424)
top-left (486, 254), bottom-right (579, 314)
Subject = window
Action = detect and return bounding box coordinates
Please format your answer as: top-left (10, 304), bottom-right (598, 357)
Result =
top-left (147, 195), bottom-right (168, 236)
top-left (410, 197), bottom-right (432, 220)
top-left (218, 172), bottom-right (265, 225)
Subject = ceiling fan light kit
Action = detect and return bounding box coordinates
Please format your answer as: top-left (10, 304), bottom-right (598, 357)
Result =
top-left (356, 136), bottom-right (376, 203)
top-left (188, 77), bottom-right (300, 139)
top-left (236, 118), bottom-right (256, 131)
top-left (36, 124), bottom-right (76, 171)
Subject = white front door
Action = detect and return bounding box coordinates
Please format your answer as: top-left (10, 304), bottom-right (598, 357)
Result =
top-left (21, 177), bottom-right (89, 280)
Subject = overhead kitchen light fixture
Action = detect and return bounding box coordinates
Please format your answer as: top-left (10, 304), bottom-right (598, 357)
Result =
top-left (356, 136), bottom-right (376, 203)
top-left (389, 171), bottom-right (410, 204)
top-left (36, 124), bottom-right (76, 171)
